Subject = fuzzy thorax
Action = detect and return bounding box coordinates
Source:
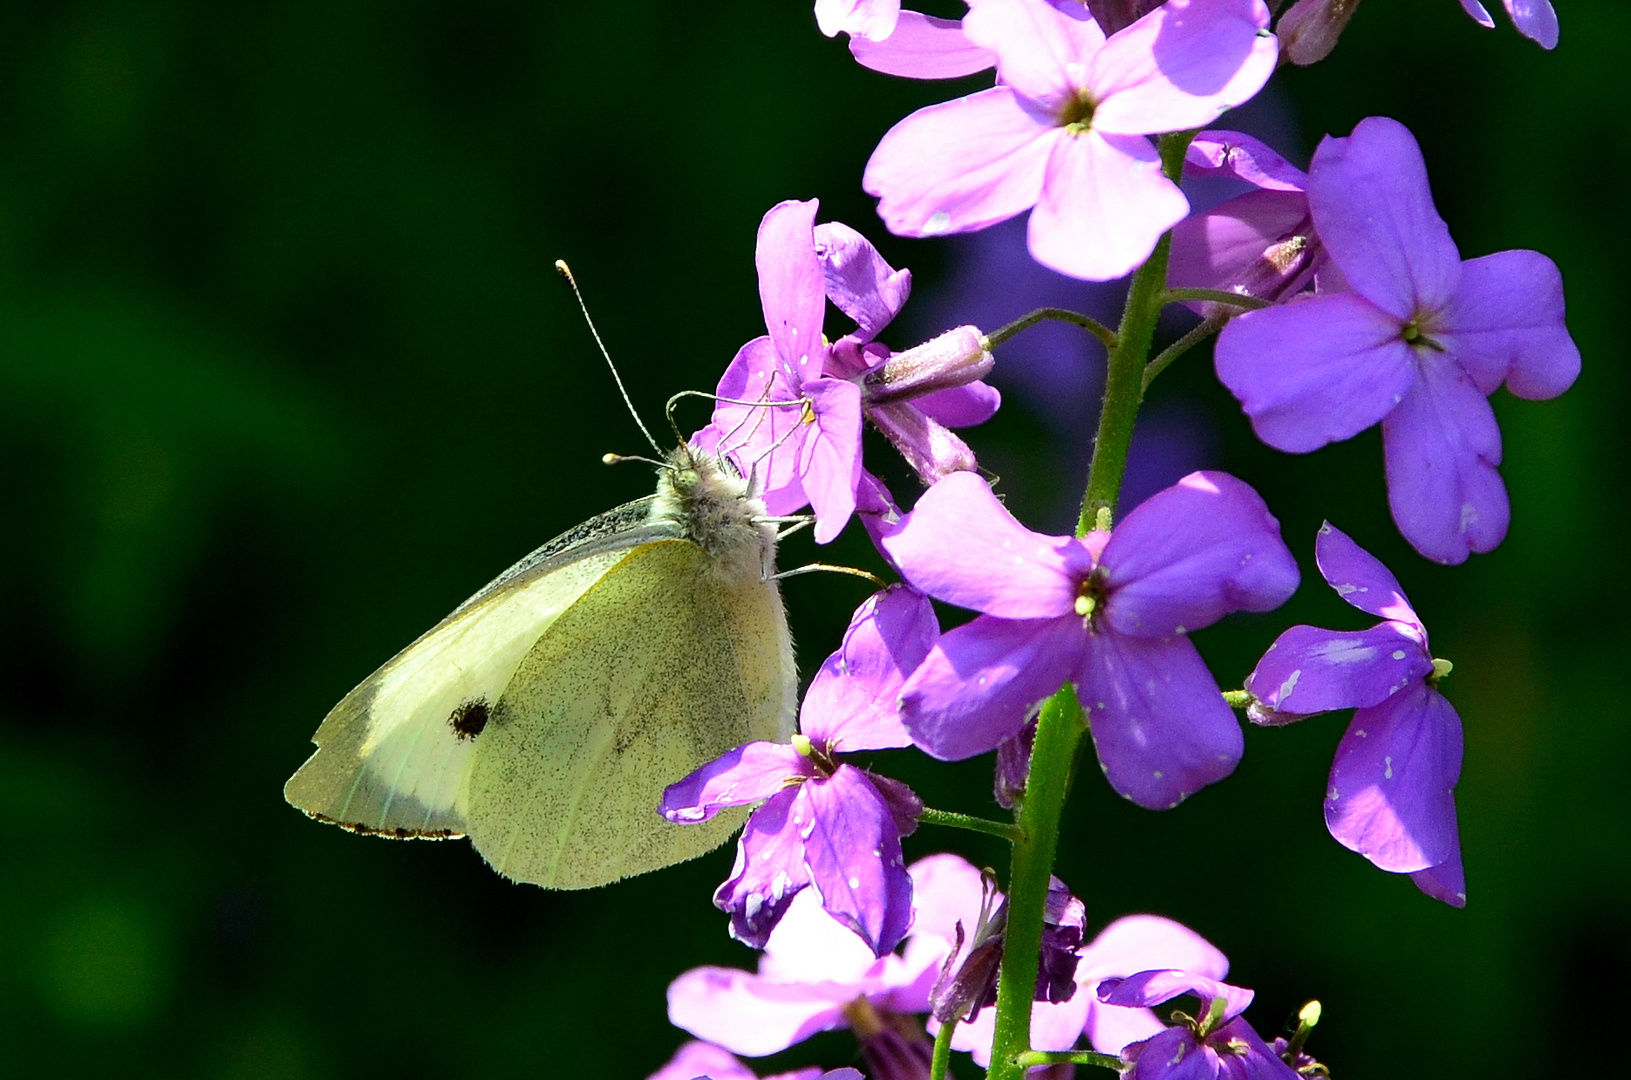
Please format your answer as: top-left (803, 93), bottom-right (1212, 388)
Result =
top-left (650, 445), bottom-right (778, 577)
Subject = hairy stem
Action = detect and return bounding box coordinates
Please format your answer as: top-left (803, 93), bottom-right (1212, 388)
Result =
top-left (1160, 287), bottom-right (1273, 310)
top-left (985, 306), bottom-right (1119, 351)
top-left (1015, 1049), bottom-right (1126, 1071)
top-left (984, 690), bottom-right (1086, 1080)
top-left (919, 807), bottom-right (1027, 844)
top-left (1143, 312), bottom-right (1227, 392)
top-left (931, 1014), bottom-right (958, 1080)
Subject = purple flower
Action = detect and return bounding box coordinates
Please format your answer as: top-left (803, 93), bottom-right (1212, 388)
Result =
top-left (1169, 131), bottom-right (1325, 317)
top-left (817, 0), bottom-right (901, 41)
top-left (884, 470), bottom-right (1298, 809)
top-left (661, 586), bottom-right (937, 954)
top-left (699, 200), bottom-right (998, 543)
top-left (647, 1041), bottom-right (856, 1080)
top-left (850, 10), bottom-right (997, 78)
top-left (1098, 970), bottom-right (1299, 1079)
top-left (948, 914), bottom-right (1231, 1065)
top-left (1214, 116), bottom-right (1580, 564)
top-left (862, 0), bottom-right (1279, 281)
top-left (667, 855), bottom-right (982, 1064)
top-left (1245, 523), bottom-right (1466, 907)
top-left (1459, 0), bottom-right (1558, 49)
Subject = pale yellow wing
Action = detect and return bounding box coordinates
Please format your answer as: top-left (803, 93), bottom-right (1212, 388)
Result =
top-left (284, 500), bottom-right (677, 837)
top-left (466, 538), bottom-right (795, 889)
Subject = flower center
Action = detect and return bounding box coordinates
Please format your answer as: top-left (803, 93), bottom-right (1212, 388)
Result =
top-left (1401, 315), bottom-right (1446, 352)
top-left (1074, 576), bottom-right (1106, 625)
top-left (1058, 91), bottom-right (1096, 135)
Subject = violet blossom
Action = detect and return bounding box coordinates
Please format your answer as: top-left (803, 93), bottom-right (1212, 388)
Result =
top-left (884, 470), bottom-right (1298, 809)
top-left (1098, 970), bottom-right (1299, 1079)
top-left (1245, 523), bottom-right (1466, 906)
top-left (647, 1041), bottom-right (858, 1080)
top-left (1459, 0), bottom-right (1558, 49)
top-left (861, 0), bottom-right (1279, 281)
top-left (697, 199), bottom-right (998, 543)
top-left (1169, 131), bottom-right (1325, 317)
top-left (1214, 116), bottom-right (1580, 564)
top-left (947, 914), bottom-right (1232, 1066)
top-left (661, 586), bottom-right (937, 954)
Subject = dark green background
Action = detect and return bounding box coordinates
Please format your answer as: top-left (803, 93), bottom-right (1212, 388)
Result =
top-left (0, 1), bottom-right (1621, 1076)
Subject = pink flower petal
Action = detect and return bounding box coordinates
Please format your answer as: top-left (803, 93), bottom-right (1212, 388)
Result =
top-left (963, 0), bottom-right (1105, 109)
top-left (800, 378), bottom-right (865, 543)
top-left (1460, 0), bottom-right (1496, 28)
top-left (864, 87), bottom-right (1057, 238)
top-left (1088, 0), bottom-right (1277, 135)
top-left (813, 221), bottom-right (911, 342)
top-left (661, 742), bottom-right (811, 823)
top-left (883, 471), bottom-right (1089, 619)
top-left (709, 336), bottom-right (809, 516)
top-left (1439, 249), bottom-right (1580, 400)
top-left (1503, 0), bottom-right (1559, 48)
top-left (757, 200), bottom-right (829, 381)
top-left (666, 964), bottom-right (852, 1057)
top-left (1027, 129), bottom-right (1188, 281)
top-left (1382, 353), bottom-right (1508, 564)
top-left (1079, 632), bottom-right (1242, 809)
top-left (1314, 521), bottom-right (1423, 627)
top-left (816, 0), bottom-right (902, 40)
top-left (1214, 293), bottom-right (1417, 453)
top-left (801, 585), bottom-right (938, 749)
top-left (1324, 683), bottom-right (1463, 873)
top-left (850, 11), bottom-right (997, 78)
top-left (1185, 130), bottom-right (1307, 191)
top-left (1308, 117), bottom-right (1462, 321)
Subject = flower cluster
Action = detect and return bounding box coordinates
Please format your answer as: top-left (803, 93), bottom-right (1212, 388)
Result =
top-left (547, 3), bottom-right (1575, 1079)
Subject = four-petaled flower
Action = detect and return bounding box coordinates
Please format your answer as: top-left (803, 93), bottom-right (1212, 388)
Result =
top-left (662, 586), bottom-right (937, 954)
top-left (862, 0), bottom-right (1278, 280)
top-left (1246, 523), bottom-right (1467, 907)
top-left (885, 470), bottom-right (1298, 809)
top-left (1214, 116), bottom-right (1580, 564)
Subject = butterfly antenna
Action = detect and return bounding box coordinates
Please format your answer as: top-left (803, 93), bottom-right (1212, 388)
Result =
top-left (555, 259), bottom-right (663, 455)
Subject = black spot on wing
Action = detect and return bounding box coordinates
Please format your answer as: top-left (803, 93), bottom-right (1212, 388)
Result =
top-left (449, 698), bottom-right (490, 740)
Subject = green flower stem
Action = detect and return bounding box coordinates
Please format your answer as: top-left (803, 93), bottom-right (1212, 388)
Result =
top-left (1160, 287), bottom-right (1273, 310)
top-left (1014, 1050), bottom-right (1126, 1071)
top-left (1142, 312), bottom-right (1227, 392)
top-left (1078, 130), bottom-right (1200, 535)
top-left (930, 1014), bottom-right (958, 1080)
top-left (919, 807), bottom-right (1027, 844)
top-left (984, 689), bottom-right (1087, 1080)
top-left (984, 307), bottom-right (1119, 351)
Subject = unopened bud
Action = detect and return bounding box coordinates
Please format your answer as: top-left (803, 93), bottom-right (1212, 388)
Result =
top-left (865, 326), bottom-right (993, 406)
top-left (1278, 0), bottom-right (1364, 66)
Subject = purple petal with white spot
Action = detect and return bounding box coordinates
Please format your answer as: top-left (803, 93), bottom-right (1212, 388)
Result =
top-left (1100, 471), bottom-right (1299, 638)
top-left (814, 221), bottom-right (911, 342)
top-left (1185, 130), bottom-right (1307, 191)
top-left (758, 200), bottom-right (829, 381)
top-left (709, 336), bottom-right (808, 516)
top-left (1504, 0), bottom-right (1559, 48)
top-left (1245, 623), bottom-right (1433, 720)
top-left (1411, 821), bottom-right (1467, 908)
top-left (1097, 969), bottom-right (1254, 1021)
top-left (1087, 0), bottom-right (1277, 135)
top-left (816, 0), bottom-right (902, 40)
top-left (1028, 129), bottom-right (1189, 282)
top-left (1325, 682), bottom-right (1463, 873)
top-left (900, 615), bottom-right (1082, 760)
top-left (864, 88), bottom-right (1057, 238)
top-left (1439, 249), bottom-right (1579, 400)
top-left (801, 766), bottom-right (914, 956)
top-left (1213, 293), bottom-right (1417, 453)
top-left (662, 742), bottom-right (812, 823)
top-left (667, 961), bottom-right (852, 1057)
top-left (1313, 522), bottom-right (1422, 627)
top-left (1382, 353), bottom-right (1508, 564)
top-left (1308, 117), bottom-right (1461, 320)
top-left (962, 0), bottom-right (1104, 109)
top-left (714, 789), bottom-right (813, 949)
top-left (802, 585), bottom-right (939, 749)
top-left (884, 472), bottom-right (1091, 619)
top-left (801, 378), bottom-right (865, 543)
top-left (851, 11), bottom-right (997, 78)
top-left (1080, 632), bottom-right (1242, 809)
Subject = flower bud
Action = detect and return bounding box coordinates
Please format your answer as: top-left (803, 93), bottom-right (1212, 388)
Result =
top-left (1085, 0), bottom-right (1166, 36)
top-left (867, 402), bottom-right (980, 486)
top-left (1277, 0), bottom-right (1364, 66)
top-left (863, 325), bottom-right (993, 406)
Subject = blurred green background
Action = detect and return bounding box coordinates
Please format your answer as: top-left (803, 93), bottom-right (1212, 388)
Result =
top-left (0, 1), bottom-right (1622, 1076)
